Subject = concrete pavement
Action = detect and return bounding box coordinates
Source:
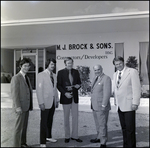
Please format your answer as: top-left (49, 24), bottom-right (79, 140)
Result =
top-left (1, 92), bottom-right (149, 114)
top-left (1, 92), bottom-right (149, 147)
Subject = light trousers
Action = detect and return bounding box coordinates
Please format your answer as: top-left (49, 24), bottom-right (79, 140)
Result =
top-left (62, 100), bottom-right (78, 139)
top-left (93, 110), bottom-right (109, 145)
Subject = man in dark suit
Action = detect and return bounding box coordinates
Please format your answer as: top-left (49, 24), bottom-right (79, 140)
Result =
top-left (90, 65), bottom-right (111, 148)
top-left (112, 56), bottom-right (141, 147)
top-left (11, 58), bottom-right (33, 147)
top-left (57, 57), bottom-right (82, 143)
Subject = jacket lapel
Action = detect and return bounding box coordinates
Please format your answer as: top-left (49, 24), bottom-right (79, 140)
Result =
top-left (118, 67), bottom-right (130, 87)
top-left (71, 69), bottom-right (74, 85)
top-left (44, 70), bottom-right (54, 87)
top-left (114, 72), bottom-right (118, 87)
top-left (92, 73), bottom-right (104, 90)
top-left (18, 72), bottom-right (28, 87)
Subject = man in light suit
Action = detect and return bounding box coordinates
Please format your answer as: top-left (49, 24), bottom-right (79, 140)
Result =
top-left (112, 56), bottom-right (141, 147)
top-left (90, 64), bottom-right (111, 148)
top-left (11, 58), bottom-right (33, 147)
top-left (57, 57), bottom-right (82, 143)
top-left (36, 58), bottom-right (59, 148)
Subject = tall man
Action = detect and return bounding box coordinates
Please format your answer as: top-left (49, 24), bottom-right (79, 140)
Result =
top-left (36, 58), bottom-right (59, 148)
top-left (11, 58), bottom-right (33, 147)
top-left (90, 65), bottom-right (111, 148)
top-left (112, 56), bottom-right (141, 147)
top-left (57, 57), bottom-right (82, 143)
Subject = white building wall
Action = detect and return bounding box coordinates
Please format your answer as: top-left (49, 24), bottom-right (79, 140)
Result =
top-left (1, 31), bottom-right (149, 93)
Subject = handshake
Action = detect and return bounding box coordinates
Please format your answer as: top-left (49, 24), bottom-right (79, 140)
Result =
top-left (66, 84), bottom-right (80, 91)
top-left (65, 86), bottom-right (73, 99)
top-left (65, 84), bottom-right (80, 99)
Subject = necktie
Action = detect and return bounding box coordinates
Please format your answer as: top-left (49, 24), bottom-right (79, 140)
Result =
top-left (25, 75), bottom-right (32, 110)
top-left (69, 70), bottom-right (73, 85)
top-left (117, 72), bottom-right (122, 88)
top-left (25, 75), bottom-right (30, 87)
top-left (50, 72), bottom-right (54, 87)
top-left (92, 76), bottom-right (98, 88)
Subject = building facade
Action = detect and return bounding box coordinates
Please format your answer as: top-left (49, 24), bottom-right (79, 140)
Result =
top-left (1, 12), bottom-right (149, 97)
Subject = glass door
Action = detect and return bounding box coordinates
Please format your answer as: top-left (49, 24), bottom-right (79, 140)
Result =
top-left (22, 51), bottom-right (37, 90)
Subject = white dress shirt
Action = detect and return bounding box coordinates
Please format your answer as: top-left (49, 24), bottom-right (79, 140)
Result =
top-left (116, 67), bottom-right (126, 83)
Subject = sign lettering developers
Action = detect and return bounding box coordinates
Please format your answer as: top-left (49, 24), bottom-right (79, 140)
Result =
top-left (56, 42), bottom-right (114, 83)
top-left (56, 42), bottom-right (114, 61)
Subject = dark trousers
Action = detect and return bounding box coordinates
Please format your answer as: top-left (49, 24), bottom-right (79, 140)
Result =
top-left (13, 111), bottom-right (29, 147)
top-left (40, 102), bottom-right (55, 144)
top-left (118, 108), bottom-right (136, 148)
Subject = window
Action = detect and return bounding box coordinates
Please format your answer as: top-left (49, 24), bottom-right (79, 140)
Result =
top-left (114, 43), bottom-right (124, 72)
top-left (1, 49), bottom-right (14, 83)
top-left (139, 42), bottom-right (149, 85)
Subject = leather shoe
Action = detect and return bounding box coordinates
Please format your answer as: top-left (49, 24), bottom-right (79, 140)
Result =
top-left (90, 138), bottom-right (100, 143)
top-left (71, 138), bottom-right (83, 142)
top-left (21, 144), bottom-right (31, 147)
top-left (100, 144), bottom-right (106, 147)
top-left (65, 138), bottom-right (70, 143)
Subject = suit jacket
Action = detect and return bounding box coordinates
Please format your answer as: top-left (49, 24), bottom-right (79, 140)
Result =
top-left (57, 68), bottom-right (81, 104)
top-left (112, 67), bottom-right (141, 112)
top-left (11, 72), bottom-right (33, 112)
top-left (91, 73), bottom-right (111, 111)
top-left (36, 69), bottom-right (59, 109)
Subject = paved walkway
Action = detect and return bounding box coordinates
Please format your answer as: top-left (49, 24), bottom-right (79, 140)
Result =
top-left (1, 92), bottom-right (149, 114)
top-left (1, 92), bottom-right (149, 147)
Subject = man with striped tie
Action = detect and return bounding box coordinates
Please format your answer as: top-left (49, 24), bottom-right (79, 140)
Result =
top-left (36, 58), bottom-right (59, 147)
top-left (112, 56), bottom-right (141, 148)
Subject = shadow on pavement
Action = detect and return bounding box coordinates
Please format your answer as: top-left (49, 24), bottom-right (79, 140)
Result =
top-left (31, 126), bottom-right (149, 147)
top-left (1, 109), bottom-right (149, 147)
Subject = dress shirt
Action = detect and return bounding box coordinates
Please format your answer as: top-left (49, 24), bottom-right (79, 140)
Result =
top-left (20, 70), bottom-right (26, 79)
top-left (116, 67), bottom-right (126, 82)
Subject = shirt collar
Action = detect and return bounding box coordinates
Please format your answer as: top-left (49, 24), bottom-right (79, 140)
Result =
top-left (97, 73), bottom-right (104, 79)
top-left (65, 68), bottom-right (73, 73)
top-left (20, 70), bottom-right (26, 78)
top-left (45, 69), bottom-right (53, 75)
top-left (117, 66), bottom-right (126, 74)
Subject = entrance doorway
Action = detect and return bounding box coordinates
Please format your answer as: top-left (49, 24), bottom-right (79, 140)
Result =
top-left (22, 54), bottom-right (37, 89)
top-left (14, 46), bottom-right (56, 90)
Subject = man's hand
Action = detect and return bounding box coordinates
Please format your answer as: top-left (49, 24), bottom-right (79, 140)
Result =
top-left (56, 101), bottom-right (59, 108)
top-left (16, 107), bottom-right (22, 115)
top-left (101, 105), bottom-right (106, 111)
top-left (39, 104), bottom-right (45, 111)
top-left (65, 92), bottom-right (72, 99)
top-left (74, 84), bottom-right (80, 89)
top-left (66, 86), bottom-right (73, 91)
top-left (132, 104), bottom-right (138, 111)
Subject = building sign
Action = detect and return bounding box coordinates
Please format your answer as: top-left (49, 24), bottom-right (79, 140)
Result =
top-left (56, 42), bottom-right (114, 97)
top-left (56, 42), bottom-right (113, 60)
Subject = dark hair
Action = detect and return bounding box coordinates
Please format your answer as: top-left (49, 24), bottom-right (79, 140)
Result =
top-left (19, 58), bottom-right (31, 67)
top-left (64, 57), bottom-right (74, 64)
top-left (38, 67), bottom-right (44, 73)
top-left (113, 56), bottom-right (124, 65)
top-left (45, 58), bottom-right (56, 68)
